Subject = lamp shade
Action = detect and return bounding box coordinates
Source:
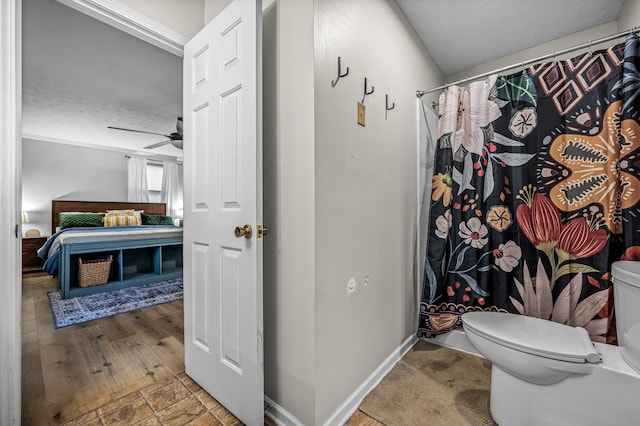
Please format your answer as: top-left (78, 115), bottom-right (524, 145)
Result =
top-left (22, 211), bottom-right (29, 224)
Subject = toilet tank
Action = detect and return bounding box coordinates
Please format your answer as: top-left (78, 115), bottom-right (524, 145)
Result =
top-left (611, 261), bottom-right (640, 373)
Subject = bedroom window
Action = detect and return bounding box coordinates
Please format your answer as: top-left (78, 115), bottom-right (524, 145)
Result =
top-left (146, 163), bottom-right (163, 203)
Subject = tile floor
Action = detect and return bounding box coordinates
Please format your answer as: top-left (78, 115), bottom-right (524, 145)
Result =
top-left (60, 371), bottom-right (257, 426)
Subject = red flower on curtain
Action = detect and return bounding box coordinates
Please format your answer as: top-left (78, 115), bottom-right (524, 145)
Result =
top-left (557, 216), bottom-right (608, 259)
top-left (516, 185), bottom-right (602, 288)
top-left (516, 185), bottom-right (561, 247)
top-left (621, 246), bottom-right (640, 261)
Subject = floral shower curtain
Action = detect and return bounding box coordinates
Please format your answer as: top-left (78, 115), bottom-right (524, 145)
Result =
top-left (419, 34), bottom-right (640, 344)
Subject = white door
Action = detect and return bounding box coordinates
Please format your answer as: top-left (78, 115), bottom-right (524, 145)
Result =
top-left (183, 0), bottom-right (263, 425)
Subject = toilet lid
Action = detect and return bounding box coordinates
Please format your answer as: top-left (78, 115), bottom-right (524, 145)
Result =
top-left (462, 312), bottom-right (601, 364)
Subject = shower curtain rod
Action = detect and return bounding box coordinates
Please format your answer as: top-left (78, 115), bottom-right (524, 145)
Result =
top-left (417, 26), bottom-right (640, 97)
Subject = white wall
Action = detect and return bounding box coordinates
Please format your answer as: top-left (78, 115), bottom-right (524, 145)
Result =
top-left (313, 0), bottom-right (442, 422)
top-left (618, 0), bottom-right (640, 32)
top-left (116, 0), bottom-right (205, 38)
top-left (263, 0), bottom-right (442, 423)
top-left (263, 0), bottom-right (318, 424)
top-left (22, 139), bottom-right (128, 235)
top-left (204, 0), bottom-right (232, 24)
top-left (22, 139), bottom-right (184, 235)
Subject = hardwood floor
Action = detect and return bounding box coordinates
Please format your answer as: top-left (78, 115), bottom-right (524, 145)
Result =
top-left (21, 273), bottom-right (382, 425)
top-left (22, 272), bottom-right (188, 425)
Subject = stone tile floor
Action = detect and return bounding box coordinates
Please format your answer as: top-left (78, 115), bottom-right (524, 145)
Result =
top-left (60, 371), bottom-right (255, 426)
top-left (59, 370), bottom-right (381, 425)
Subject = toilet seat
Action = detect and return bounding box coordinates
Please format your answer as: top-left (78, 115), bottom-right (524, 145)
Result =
top-left (462, 312), bottom-right (601, 364)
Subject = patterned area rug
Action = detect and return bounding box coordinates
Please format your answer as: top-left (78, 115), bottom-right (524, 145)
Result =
top-left (48, 278), bottom-right (183, 328)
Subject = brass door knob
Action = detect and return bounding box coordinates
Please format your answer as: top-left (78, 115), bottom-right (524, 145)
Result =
top-left (234, 224), bottom-right (253, 239)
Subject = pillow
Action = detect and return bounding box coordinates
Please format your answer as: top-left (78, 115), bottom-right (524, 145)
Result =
top-left (59, 212), bottom-right (105, 229)
top-left (141, 213), bottom-right (175, 226)
top-left (102, 215), bottom-right (142, 227)
top-left (106, 209), bottom-right (143, 220)
top-left (106, 209), bottom-right (134, 216)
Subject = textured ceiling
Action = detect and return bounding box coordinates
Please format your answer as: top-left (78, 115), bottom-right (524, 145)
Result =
top-left (22, 0), bottom-right (183, 158)
top-left (396, 0), bottom-right (625, 75)
top-left (23, 0), bottom-right (626, 158)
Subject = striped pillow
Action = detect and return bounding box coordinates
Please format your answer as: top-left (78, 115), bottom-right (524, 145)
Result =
top-left (106, 209), bottom-right (143, 220)
top-left (102, 215), bottom-right (141, 227)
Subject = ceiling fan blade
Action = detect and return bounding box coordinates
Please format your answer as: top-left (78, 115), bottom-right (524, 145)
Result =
top-left (143, 140), bottom-right (171, 149)
top-left (108, 126), bottom-right (172, 138)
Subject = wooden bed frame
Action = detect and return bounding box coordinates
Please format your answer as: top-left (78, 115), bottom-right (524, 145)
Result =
top-left (49, 200), bottom-right (182, 299)
top-left (51, 200), bottom-right (166, 234)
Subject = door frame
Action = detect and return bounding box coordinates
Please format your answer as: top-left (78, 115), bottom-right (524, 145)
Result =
top-left (1, 0), bottom-right (21, 424)
top-left (1, 2), bottom-right (188, 424)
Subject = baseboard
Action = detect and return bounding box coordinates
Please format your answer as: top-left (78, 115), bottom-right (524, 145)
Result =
top-left (323, 334), bottom-right (419, 426)
top-left (264, 396), bottom-right (304, 426)
top-left (262, 331), bottom-right (476, 426)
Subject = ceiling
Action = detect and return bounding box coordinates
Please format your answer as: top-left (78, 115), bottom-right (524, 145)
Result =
top-left (22, 0), bottom-right (626, 158)
top-left (22, 0), bottom-right (183, 158)
top-left (396, 0), bottom-right (625, 75)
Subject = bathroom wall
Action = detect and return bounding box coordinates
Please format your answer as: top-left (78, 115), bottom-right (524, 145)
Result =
top-left (617, 0), bottom-right (640, 32)
top-left (313, 0), bottom-right (442, 423)
top-left (264, 0), bottom-right (443, 423)
top-left (263, 0), bottom-right (318, 423)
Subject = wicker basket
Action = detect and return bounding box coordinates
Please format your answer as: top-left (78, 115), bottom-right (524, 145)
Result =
top-left (77, 255), bottom-right (113, 287)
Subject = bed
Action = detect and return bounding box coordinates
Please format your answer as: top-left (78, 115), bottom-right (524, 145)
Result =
top-left (38, 200), bottom-right (183, 299)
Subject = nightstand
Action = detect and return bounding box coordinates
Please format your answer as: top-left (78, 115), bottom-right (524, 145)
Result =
top-left (22, 236), bottom-right (48, 273)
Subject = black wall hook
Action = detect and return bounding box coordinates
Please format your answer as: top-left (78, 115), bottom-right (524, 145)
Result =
top-left (362, 78), bottom-right (374, 102)
top-left (331, 57), bottom-right (349, 87)
top-left (385, 94), bottom-right (395, 111)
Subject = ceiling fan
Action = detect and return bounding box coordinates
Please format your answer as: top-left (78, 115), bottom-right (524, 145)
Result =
top-left (108, 117), bottom-right (183, 150)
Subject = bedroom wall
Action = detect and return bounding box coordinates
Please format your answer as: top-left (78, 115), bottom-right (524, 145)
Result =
top-left (22, 138), bottom-right (128, 236)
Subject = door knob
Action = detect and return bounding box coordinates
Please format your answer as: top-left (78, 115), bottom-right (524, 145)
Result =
top-left (234, 224), bottom-right (253, 239)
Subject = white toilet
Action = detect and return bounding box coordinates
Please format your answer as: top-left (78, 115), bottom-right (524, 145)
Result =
top-left (461, 261), bottom-right (640, 425)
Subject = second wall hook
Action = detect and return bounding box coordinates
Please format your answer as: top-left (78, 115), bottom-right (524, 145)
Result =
top-left (385, 94), bottom-right (395, 111)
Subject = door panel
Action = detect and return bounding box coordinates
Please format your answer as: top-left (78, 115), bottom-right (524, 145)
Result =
top-left (183, 0), bottom-right (263, 424)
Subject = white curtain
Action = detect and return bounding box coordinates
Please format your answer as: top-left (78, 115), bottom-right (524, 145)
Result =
top-left (161, 161), bottom-right (179, 219)
top-left (127, 156), bottom-right (149, 202)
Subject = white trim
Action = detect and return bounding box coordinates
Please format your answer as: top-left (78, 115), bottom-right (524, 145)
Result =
top-left (22, 132), bottom-right (183, 163)
top-left (323, 334), bottom-right (418, 426)
top-left (264, 334), bottom-right (424, 426)
top-left (264, 396), bottom-right (304, 426)
top-left (56, 0), bottom-right (189, 57)
top-left (0, 0), bottom-right (21, 424)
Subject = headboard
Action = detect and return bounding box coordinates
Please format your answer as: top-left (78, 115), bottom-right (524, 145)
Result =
top-left (51, 200), bottom-right (167, 234)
